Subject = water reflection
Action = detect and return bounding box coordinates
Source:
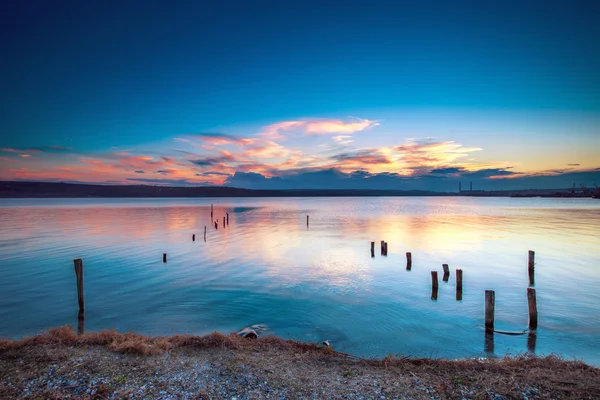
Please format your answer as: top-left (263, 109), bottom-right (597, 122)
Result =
top-left (1, 197), bottom-right (599, 365)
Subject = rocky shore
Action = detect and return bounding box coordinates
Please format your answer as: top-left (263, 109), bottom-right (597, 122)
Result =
top-left (1, 326), bottom-right (599, 399)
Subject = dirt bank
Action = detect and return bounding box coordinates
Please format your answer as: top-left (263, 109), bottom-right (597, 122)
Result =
top-left (1, 326), bottom-right (599, 399)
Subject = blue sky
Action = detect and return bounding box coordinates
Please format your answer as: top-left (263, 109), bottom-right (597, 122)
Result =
top-left (1, 0), bottom-right (599, 189)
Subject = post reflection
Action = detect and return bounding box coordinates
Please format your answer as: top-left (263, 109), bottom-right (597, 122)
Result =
top-left (484, 332), bottom-right (494, 354)
top-left (527, 332), bottom-right (537, 354)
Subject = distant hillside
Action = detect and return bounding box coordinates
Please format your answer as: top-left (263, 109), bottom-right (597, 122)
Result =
top-left (0, 181), bottom-right (577, 198)
top-left (0, 181), bottom-right (445, 198)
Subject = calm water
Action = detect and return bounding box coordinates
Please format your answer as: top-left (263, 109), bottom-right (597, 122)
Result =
top-left (1, 197), bottom-right (599, 364)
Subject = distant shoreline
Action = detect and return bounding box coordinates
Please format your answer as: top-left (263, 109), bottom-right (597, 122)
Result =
top-left (0, 181), bottom-right (584, 199)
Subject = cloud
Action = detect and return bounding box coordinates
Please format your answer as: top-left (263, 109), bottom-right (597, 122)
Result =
top-left (430, 167), bottom-right (464, 174)
top-left (1, 146), bottom-right (71, 153)
top-left (196, 171), bottom-right (230, 176)
top-left (260, 117), bottom-right (378, 140)
top-left (135, 170), bottom-right (145, 174)
top-left (332, 135), bottom-right (354, 145)
top-left (333, 149), bottom-right (392, 165)
top-left (125, 178), bottom-right (209, 186)
top-left (568, 163), bottom-right (580, 166)
top-left (224, 167), bottom-right (600, 191)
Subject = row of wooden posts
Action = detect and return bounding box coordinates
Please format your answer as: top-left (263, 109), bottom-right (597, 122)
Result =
top-left (73, 207), bottom-right (539, 344)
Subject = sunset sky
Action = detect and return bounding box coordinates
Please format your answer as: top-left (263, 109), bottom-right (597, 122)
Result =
top-left (1, 0), bottom-right (599, 190)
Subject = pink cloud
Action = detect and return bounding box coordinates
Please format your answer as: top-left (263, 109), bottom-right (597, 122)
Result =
top-left (260, 118), bottom-right (378, 139)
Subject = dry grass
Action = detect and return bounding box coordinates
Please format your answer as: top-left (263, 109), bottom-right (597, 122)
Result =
top-left (1, 326), bottom-right (600, 399)
top-left (0, 325), bottom-right (328, 356)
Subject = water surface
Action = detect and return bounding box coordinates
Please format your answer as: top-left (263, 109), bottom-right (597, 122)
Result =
top-left (1, 197), bottom-right (599, 365)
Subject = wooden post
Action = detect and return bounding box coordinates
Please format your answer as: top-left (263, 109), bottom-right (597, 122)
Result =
top-left (204, 226), bottom-right (207, 242)
top-left (226, 212), bottom-right (229, 225)
top-left (406, 252), bottom-right (412, 270)
top-left (456, 269), bottom-right (463, 300)
top-left (380, 241), bottom-right (384, 255)
top-left (370, 242), bottom-right (375, 257)
top-left (528, 250), bottom-right (535, 285)
top-left (192, 234), bottom-right (195, 242)
top-left (307, 215), bottom-right (309, 226)
top-left (163, 253), bottom-right (167, 263)
top-left (214, 221), bottom-right (218, 230)
top-left (527, 288), bottom-right (538, 330)
top-left (223, 216), bottom-right (225, 228)
top-left (431, 271), bottom-right (438, 300)
top-left (485, 290), bottom-right (495, 333)
top-left (442, 264), bottom-right (450, 282)
top-left (73, 259), bottom-right (84, 312)
top-left (383, 242), bottom-right (388, 256)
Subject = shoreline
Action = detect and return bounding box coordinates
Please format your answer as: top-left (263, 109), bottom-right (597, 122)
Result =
top-left (1, 326), bottom-right (599, 399)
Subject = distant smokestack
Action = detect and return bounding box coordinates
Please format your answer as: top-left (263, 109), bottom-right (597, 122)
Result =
top-left (459, 182), bottom-right (462, 193)
top-left (470, 181), bottom-right (473, 191)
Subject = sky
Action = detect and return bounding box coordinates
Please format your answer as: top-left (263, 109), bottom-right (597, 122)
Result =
top-left (1, 0), bottom-right (599, 191)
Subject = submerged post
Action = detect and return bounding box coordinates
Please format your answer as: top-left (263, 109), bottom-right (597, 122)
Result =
top-left (456, 269), bottom-right (463, 300)
top-left (383, 242), bottom-right (388, 256)
top-left (527, 288), bottom-right (538, 330)
top-left (406, 252), bottom-right (412, 270)
top-left (431, 271), bottom-right (439, 300)
top-left (73, 259), bottom-right (84, 312)
top-left (380, 241), bottom-right (385, 255)
top-left (226, 212), bottom-right (229, 225)
top-left (307, 215), bottom-right (309, 227)
top-left (442, 264), bottom-right (450, 281)
top-left (204, 226), bottom-right (207, 241)
top-left (163, 253), bottom-right (167, 263)
top-left (485, 290), bottom-right (495, 333)
top-left (192, 234), bottom-right (195, 242)
top-left (223, 216), bottom-right (225, 228)
top-left (214, 221), bottom-right (218, 230)
top-left (370, 241), bottom-right (375, 257)
top-left (528, 250), bottom-right (535, 285)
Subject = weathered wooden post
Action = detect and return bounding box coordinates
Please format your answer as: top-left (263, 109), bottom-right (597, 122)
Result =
top-left (226, 212), bottom-right (229, 225)
top-left (214, 221), bottom-right (218, 230)
top-left (431, 271), bottom-right (439, 300)
top-left (380, 241), bottom-right (385, 255)
top-left (307, 215), bottom-right (309, 226)
top-left (406, 252), bottom-right (412, 270)
top-left (442, 264), bottom-right (450, 282)
top-left (527, 288), bottom-right (538, 330)
top-left (456, 269), bottom-right (463, 300)
top-left (370, 242), bottom-right (375, 257)
top-left (383, 242), bottom-right (388, 256)
top-left (73, 259), bottom-right (84, 312)
top-left (211, 203), bottom-right (214, 219)
top-left (204, 226), bottom-right (207, 241)
top-left (485, 290), bottom-right (495, 333)
top-left (528, 250), bottom-right (535, 285)
top-left (192, 234), bottom-right (195, 242)
top-left (223, 216), bottom-right (225, 228)
top-left (163, 253), bottom-right (167, 263)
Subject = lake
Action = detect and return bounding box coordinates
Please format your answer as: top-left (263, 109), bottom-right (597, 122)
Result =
top-left (1, 197), bottom-right (599, 365)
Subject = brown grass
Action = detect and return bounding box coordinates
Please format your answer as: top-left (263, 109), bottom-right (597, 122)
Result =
top-left (0, 325), bottom-right (328, 356)
top-left (1, 326), bottom-right (600, 399)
